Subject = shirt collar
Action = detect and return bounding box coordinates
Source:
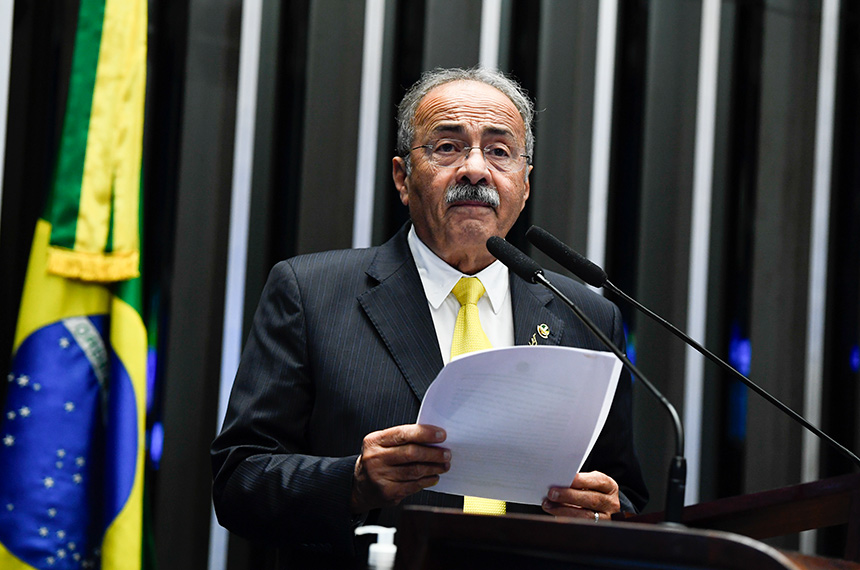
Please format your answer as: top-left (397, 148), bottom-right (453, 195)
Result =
top-left (408, 225), bottom-right (510, 314)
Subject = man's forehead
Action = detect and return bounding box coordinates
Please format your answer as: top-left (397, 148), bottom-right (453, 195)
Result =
top-left (413, 80), bottom-right (525, 138)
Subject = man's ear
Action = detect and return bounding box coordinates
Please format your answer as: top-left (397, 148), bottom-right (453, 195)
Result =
top-left (522, 164), bottom-right (532, 202)
top-left (392, 156), bottom-right (409, 206)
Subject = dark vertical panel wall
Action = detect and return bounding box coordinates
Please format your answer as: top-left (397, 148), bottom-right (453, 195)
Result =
top-left (295, 0), bottom-right (366, 254)
top-left (242, 0), bottom-right (285, 343)
top-left (266, 0), bottom-right (310, 266)
top-left (821, 4), bottom-right (860, 555)
top-left (605, 0), bottom-right (647, 321)
top-left (496, 0), bottom-right (515, 70)
top-left (375, 0), bottom-right (427, 243)
top-left (371, 0), bottom-right (401, 246)
top-left (423, 0), bottom-right (482, 69)
top-left (154, 1), bottom-right (242, 568)
top-left (823, 0), bottom-right (860, 479)
top-left (746, 0), bottom-right (821, 513)
top-left (632, 0), bottom-right (702, 514)
top-left (530, 0), bottom-right (598, 271)
top-left (697, 1), bottom-right (777, 507)
top-left (699, 2), bottom-right (740, 504)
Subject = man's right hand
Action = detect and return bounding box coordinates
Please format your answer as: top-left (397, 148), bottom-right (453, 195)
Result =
top-left (350, 424), bottom-right (450, 513)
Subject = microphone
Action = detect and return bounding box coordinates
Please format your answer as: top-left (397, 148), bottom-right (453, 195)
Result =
top-left (486, 235), bottom-right (544, 283)
top-left (525, 225), bottom-right (860, 469)
top-left (487, 236), bottom-right (687, 523)
top-left (526, 226), bottom-right (608, 288)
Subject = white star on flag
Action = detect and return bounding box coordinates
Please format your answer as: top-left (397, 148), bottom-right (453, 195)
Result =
top-left (64, 402), bottom-right (75, 412)
top-left (3, 435), bottom-right (14, 447)
top-left (43, 477), bottom-right (55, 489)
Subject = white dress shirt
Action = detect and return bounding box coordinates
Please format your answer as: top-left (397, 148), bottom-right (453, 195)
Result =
top-left (407, 226), bottom-right (515, 365)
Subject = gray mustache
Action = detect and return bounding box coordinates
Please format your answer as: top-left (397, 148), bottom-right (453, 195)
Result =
top-left (445, 183), bottom-right (500, 208)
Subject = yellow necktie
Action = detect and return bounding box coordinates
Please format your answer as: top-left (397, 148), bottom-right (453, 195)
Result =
top-left (450, 277), bottom-right (506, 515)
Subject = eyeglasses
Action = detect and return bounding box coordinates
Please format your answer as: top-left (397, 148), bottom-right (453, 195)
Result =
top-left (410, 139), bottom-right (531, 173)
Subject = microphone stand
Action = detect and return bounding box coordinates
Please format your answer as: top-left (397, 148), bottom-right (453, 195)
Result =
top-left (603, 279), bottom-right (860, 469)
top-left (524, 224), bottom-right (860, 469)
top-left (533, 273), bottom-right (687, 523)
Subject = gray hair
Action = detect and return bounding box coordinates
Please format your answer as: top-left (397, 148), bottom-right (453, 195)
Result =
top-left (396, 67), bottom-right (535, 161)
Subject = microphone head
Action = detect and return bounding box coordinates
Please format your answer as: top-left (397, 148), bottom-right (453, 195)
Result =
top-left (525, 226), bottom-right (607, 287)
top-left (486, 236), bottom-right (543, 284)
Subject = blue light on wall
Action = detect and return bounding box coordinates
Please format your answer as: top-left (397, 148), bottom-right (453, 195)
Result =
top-left (851, 345), bottom-right (859, 374)
top-left (727, 325), bottom-right (750, 440)
top-left (149, 421), bottom-right (164, 470)
top-left (728, 333), bottom-right (751, 377)
top-left (624, 323), bottom-right (637, 366)
top-left (147, 347), bottom-right (158, 413)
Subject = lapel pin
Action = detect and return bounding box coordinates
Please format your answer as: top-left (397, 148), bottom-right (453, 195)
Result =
top-left (537, 323), bottom-right (550, 339)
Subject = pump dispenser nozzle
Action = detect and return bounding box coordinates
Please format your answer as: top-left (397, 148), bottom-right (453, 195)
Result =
top-left (355, 525), bottom-right (397, 570)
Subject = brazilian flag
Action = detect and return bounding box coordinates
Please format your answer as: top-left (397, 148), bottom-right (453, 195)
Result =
top-left (0, 0), bottom-right (148, 568)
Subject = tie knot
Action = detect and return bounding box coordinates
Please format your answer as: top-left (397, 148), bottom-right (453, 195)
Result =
top-left (452, 277), bottom-right (486, 306)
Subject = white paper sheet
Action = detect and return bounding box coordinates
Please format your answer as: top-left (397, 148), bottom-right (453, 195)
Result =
top-left (416, 345), bottom-right (622, 505)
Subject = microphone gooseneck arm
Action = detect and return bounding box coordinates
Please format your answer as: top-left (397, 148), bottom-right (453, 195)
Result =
top-left (604, 279), bottom-right (860, 469)
top-left (486, 236), bottom-right (687, 523)
top-left (526, 225), bottom-right (860, 469)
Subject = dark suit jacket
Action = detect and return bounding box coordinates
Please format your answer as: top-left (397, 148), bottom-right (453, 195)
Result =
top-left (211, 224), bottom-right (647, 567)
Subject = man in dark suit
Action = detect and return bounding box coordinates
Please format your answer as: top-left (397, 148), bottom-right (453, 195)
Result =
top-left (211, 67), bottom-right (647, 567)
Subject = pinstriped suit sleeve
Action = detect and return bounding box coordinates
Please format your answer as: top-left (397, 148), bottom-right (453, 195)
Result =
top-left (210, 259), bottom-right (358, 556)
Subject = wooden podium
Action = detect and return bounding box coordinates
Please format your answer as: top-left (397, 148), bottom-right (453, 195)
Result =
top-left (623, 472), bottom-right (860, 561)
top-left (394, 473), bottom-right (860, 570)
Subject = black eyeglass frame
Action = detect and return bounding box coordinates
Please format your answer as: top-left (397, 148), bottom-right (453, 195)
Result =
top-left (407, 142), bottom-right (532, 173)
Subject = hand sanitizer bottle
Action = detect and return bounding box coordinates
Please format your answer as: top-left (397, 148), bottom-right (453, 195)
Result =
top-left (354, 525), bottom-right (397, 570)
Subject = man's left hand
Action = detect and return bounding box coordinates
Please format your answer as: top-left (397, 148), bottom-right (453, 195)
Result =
top-left (541, 471), bottom-right (620, 521)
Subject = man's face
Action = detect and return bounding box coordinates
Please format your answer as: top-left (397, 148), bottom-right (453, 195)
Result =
top-left (392, 80), bottom-right (532, 274)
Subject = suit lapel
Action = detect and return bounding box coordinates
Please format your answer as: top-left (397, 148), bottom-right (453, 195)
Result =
top-left (511, 275), bottom-right (566, 347)
top-left (359, 228), bottom-right (571, 401)
top-left (358, 227), bottom-right (443, 402)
